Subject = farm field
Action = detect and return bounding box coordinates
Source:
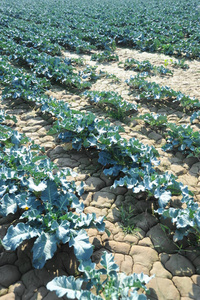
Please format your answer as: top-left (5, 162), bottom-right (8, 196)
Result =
top-left (0, 0), bottom-right (200, 299)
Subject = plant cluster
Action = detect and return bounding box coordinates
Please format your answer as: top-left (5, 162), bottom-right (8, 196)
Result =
top-left (0, 110), bottom-right (105, 269)
top-left (126, 75), bottom-right (200, 110)
top-left (47, 251), bottom-right (154, 299)
top-left (134, 113), bottom-right (168, 129)
top-left (164, 59), bottom-right (189, 70)
top-left (83, 90), bottom-right (137, 121)
top-left (0, 110), bottom-right (152, 299)
top-left (162, 123), bottom-right (200, 159)
top-left (124, 58), bottom-right (173, 76)
top-left (91, 51), bottom-right (119, 63)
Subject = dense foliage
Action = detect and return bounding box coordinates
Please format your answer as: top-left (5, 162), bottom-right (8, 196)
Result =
top-left (0, 0), bottom-right (199, 58)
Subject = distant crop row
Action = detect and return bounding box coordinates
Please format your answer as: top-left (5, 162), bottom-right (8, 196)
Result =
top-left (0, 0), bottom-right (199, 58)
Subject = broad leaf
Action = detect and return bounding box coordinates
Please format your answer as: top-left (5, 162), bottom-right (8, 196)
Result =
top-left (46, 276), bottom-right (83, 298)
top-left (32, 232), bottom-right (58, 269)
top-left (99, 252), bottom-right (119, 276)
top-left (41, 179), bottom-right (59, 205)
top-left (2, 223), bottom-right (39, 250)
top-left (69, 230), bottom-right (93, 261)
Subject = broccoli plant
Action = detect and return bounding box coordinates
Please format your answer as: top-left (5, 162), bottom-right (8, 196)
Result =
top-left (47, 251), bottom-right (154, 299)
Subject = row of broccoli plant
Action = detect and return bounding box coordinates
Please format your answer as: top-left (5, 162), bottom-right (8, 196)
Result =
top-left (0, 53), bottom-right (135, 125)
top-left (0, 109), bottom-right (154, 299)
top-left (83, 90), bottom-right (137, 121)
top-left (0, 110), bottom-right (100, 268)
top-left (0, 21), bottom-right (63, 56)
top-left (126, 74), bottom-right (200, 111)
top-left (0, 39), bottom-right (98, 91)
top-left (0, 13), bottom-right (97, 55)
top-left (163, 58), bottom-right (189, 70)
top-left (1, 54), bottom-right (200, 244)
top-left (91, 50), bottom-right (119, 63)
top-left (134, 112), bottom-right (200, 159)
top-left (121, 58), bottom-right (173, 76)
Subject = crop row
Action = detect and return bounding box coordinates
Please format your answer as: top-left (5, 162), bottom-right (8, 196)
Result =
top-left (0, 108), bottom-right (155, 299)
top-left (0, 39), bottom-right (95, 91)
top-left (135, 112), bottom-right (200, 159)
top-left (126, 75), bottom-right (200, 111)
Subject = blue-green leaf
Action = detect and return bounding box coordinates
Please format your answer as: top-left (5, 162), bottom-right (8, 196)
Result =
top-left (41, 179), bottom-right (59, 205)
top-left (99, 252), bottom-right (119, 276)
top-left (69, 230), bottom-right (93, 261)
top-left (32, 232), bottom-right (58, 269)
top-left (46, 276), bottom-right (83, 298)
top-left (2, 223), bottom-right (39, 250)
top-left (0, 193), bottom-right (18, 216)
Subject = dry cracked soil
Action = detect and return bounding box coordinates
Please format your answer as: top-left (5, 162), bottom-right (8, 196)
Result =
top-left (0, 47), bottom-right (200, 300)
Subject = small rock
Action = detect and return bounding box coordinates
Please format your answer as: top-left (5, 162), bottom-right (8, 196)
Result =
top-left (104, 241), bottom-right (130, 255)
top-left (85, 177), bottom-right (105, 192)
top-left (29, 286), bottom-right (48, 300)
top-left (173, 276), bottom-right (200, 298)
top-left (113, 231), bottom-right (125, 242)
top-left (21, 270), bottom-right (41, 289)
top-left (0, 265), bottom-right (21, 287)
top-left (165, 254), bottom-right (195, 276)
top-left (121, 255), bottom-right (133, 275)
top-left (0, 252), bottom-right (17, 266)
top-left (189, 162), bottom-right (200, 176)
top-left (84, 206), bottom-right (108, 218)
top-left (91, 191), bottom-right (115, 208)
top-left (100, 172), bottom-right (113, 186)
top-left (40, 142), bottom-right (55, 150)
top-left (43, 291), bottom-right (62, 300)
top-left (178, 174), bottom-right (198, 187)
top-left (0, 285), bottom-right (8, 297)
top-left (130, 245), bottom-right (158, 270)
top-left (129, 212), bottom-right (158, 232)
top-left (148, 131), bottom-right (163, 141)
top-left (147, 277), bottom-right (180, 300)
top-left (113, 253), bottom-right (124, 270)
top-left (132, 264), bottom-right (149, 275)
top-left (59, 251), bottom-right (79, 277)
top-left (0, 292), bottom-right (16, 300)
top-left (171, 164), bottom-right (187, 176)
top-left (22, 125), bottom-right (42, 133)
top-left (147, 224), bottom-right (177, 253)
top-left (183, 156), bottom-right (199, 167)
top-left (106, 207), bottom-right (121, 223)
top-left (159, 253), bottom-right (170, 265)
top-left (185, 246), bottom-right (200, 263)
top-left (8, 281), bottom-right (25, 297)
top-left (191, 275), bottom-right (200, 286)
top-left (53, 157), bottom-right (79, 168)
top-left (150, 261), bottom-right (172, 279)
top-left (138, 237), bottom-right (154, 247)
top-left (92, 248), bottom-right (110, 264)
top-left (89, 235), bottom-right (102, 249)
